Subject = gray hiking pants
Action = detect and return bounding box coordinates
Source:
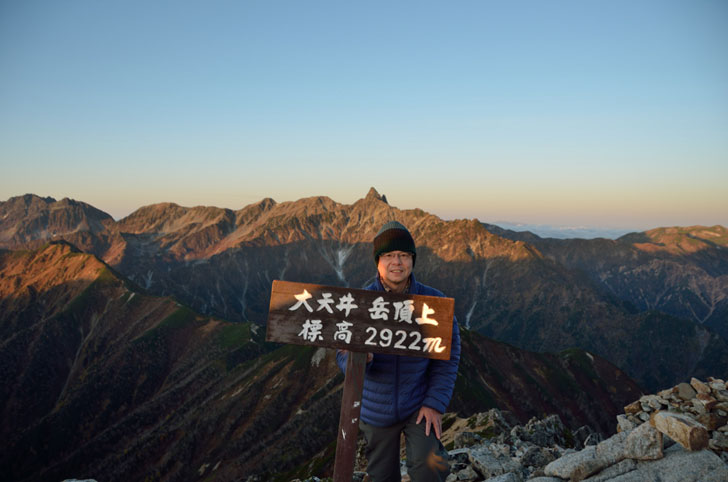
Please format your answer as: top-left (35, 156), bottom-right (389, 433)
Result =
top-left (359, 411), bottom-right (450, 482)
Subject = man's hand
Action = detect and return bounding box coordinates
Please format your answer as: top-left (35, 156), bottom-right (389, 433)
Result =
top-left (416, 406), bottom-right (443, 440)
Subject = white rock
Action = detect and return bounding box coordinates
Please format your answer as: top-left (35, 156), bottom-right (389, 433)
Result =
top-left (623, 422), bottom-right (663, 460)
top-left (468, 445), bottom-right (519, 479)
top-left (483, 472), bottom-right (522, 482)
top-left (582, 459), bottom-right (637, 481)
top-left (627, 445), bottom-right (728, 482)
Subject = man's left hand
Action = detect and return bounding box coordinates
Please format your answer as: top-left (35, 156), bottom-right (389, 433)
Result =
top-left (416, 406), bottom-right (443, 440)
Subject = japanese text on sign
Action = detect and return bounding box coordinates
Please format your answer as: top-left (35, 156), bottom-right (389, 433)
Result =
top-left (266, 280), bottom-right (454, 360)
top-left (289, 289), bottom-right (446, 354)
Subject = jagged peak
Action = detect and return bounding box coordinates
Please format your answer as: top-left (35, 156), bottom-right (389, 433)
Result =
top-left (20, 193), bottom-right (57, 204)
top-left (256, 197), bottom-right (277, 210)
top-left (1, 194), bottom-right (56, 209)
top-left (365, 187), bottom-right (388, 204)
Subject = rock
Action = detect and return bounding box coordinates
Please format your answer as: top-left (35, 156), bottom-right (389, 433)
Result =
top-left (623, 401), bottom-right (641, 415)
top-left (616, 414), bottom-right (636, 433)
top-left (697, 412), bottom-right (728, 431)
top-left (480, 409), bottom-right (516, 433)
top-left (577, 445), bottom-right (728, 482)
top-left (596, 430), bottom-right (630, 461)
top-left (573, 425), bottom-right (597, 448)
top-left (448, 448), bottom-right (471, 465)
top-left (709, 431), bottom-right (728, 451)
top-left (468, 445), bottom-right (519, 479)
top-left (691, 401), bottom-right (707, 416)
top-left (454, 431), bottom-right (483, 449)
top-left (544, 445), bottom-right (602, 481)
top-left (513, 415), bottom-right (568, 448)
top-left (623, 422), bottom-right (663, 460)
top-left (658, 388), bottom-right (673, 397)
top-left (676, 382), bottom-right (697, 400)
top-left (582, 459), bottom-right (637, 481)
top-left (708, 378), bottom-right (726, 391)
top-left (713, 389), bottom-right (728, 402)
top-left (545, 431), bottom-right (630, 481)
top-left (628, 444), bottom-right (728, 482)
top-left (440, 380), bottom-right (728, 482)
top-left (516, 445), bottom-right (556, 469)
top-left (691, 377), bottom-right (711, 395)
top-left (696, 393), bottom-right (719, 411)
top-left (650, 411), bottom-right (709, 451)
top-left (583, 433), bottom-right (603, 447)
top-left (484, 472), bottom-right (522, 482)
top-left (452, 464), bottom-right (479, 481)
top-left (640, 394), bottom-right (664, 411)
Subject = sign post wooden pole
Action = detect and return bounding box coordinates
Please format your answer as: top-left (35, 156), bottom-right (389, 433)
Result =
top-left (332, 351), bottom-right (367, 482)
top-left (266, 280), bottom-right (455, 480)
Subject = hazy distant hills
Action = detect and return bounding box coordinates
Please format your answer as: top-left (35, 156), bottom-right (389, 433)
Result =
top-left (0, 241), bottom-right (640, 481)
top-left (1, 189), bottom-right (726, 393)
top-left (486, 223), bottom-right (728, 340)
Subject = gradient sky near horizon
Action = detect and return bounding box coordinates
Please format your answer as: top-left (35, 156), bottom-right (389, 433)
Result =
top-left (1, 0), bottom-right (726, 231)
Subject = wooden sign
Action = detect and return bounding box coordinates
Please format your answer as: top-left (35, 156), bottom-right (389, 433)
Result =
top-left (266, 280), bottom-right (454, 360)
top-left (266, 279), bottom-right (456, 481)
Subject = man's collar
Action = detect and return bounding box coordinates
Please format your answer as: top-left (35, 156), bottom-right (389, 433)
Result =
top-left (378, 274), bottom-right (412, 294)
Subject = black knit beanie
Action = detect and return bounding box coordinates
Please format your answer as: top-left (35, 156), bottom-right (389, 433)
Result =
top-left (373, 221), bottom-right (416, 267)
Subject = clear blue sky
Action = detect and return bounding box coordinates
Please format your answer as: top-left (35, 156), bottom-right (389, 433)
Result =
top-left (1, 0), bottom-right (726, 231)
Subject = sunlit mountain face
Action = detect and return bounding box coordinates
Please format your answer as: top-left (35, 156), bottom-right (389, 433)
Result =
top-left (2, 190), bottom-right (727, 393)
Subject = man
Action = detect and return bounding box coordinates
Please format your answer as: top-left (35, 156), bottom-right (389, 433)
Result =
top-left (337, 221), bottom-right (461, 481)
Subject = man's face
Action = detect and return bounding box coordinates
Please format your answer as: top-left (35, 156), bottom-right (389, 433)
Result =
top-left (377, 250), bottom-right (414, 290)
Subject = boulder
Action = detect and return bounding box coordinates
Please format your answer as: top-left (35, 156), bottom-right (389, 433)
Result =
top-left (615, 444), bottom-right (728, 482)
top-left (468, 445), bottom-right (519, 479)
top-left (691, 377), bottom-right (712, 395)
top-left (581, 459), bottom-right (637, 481)
top-left (650, 411), bottom-right (709, 451)
top-left (676, 383), bottom-right (697, 400)
top-left (543, 432), bottom-right (630, 481)
top-left (623, 422), bottom-right (662, 460)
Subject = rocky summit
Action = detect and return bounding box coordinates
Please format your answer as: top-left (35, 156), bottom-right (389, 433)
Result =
top-left (290, 378), bottom-right (728, 482)
top-left (439, 377), bottom-right (728, 482)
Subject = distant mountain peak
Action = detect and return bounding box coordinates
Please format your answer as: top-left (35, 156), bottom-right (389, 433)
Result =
top-left (21, 193), bottom-right (57, 204)
top-left (256, 197), bottom-right (277, 210)
top-left (365, 187), bottom-right (388, 204)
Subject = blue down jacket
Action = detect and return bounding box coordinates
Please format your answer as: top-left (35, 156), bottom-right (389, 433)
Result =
top-left (336, 274), bottom-right (461, 427)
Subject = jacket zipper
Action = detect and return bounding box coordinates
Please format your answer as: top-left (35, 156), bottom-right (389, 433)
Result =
top-left (394, 356), bottom-right (400, 421)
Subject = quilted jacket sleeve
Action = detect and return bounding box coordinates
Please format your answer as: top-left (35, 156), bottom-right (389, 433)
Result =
top-left (422, 313), bottom-right (461, 413)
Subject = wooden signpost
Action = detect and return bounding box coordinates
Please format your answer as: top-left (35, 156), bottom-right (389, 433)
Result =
top-left (266, 279), bottom-right (455, 481)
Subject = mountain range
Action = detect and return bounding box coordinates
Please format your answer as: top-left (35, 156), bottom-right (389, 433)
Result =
top-left (1, 190), bottom-right (726, 479)
top-left (2, 190), bottom-right (725, 392)
top-left (1, 240), bottom-right (641, 481)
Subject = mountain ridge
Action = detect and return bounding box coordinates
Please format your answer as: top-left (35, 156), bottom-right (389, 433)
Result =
top-left (0, 241), bottom-right (642, 481)
top-left (1, 191), bottom-right (726, 392)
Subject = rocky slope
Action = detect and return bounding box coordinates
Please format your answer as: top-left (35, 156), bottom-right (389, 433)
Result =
top-left (487, 224), bottom-right (728, 340)
top-left (437, 376), bottom-right (728, 482)
top-left (306, 377), bottom-right (726, 482)
top-left (1, 242), bottom-right (641, 481)
top-left (1, 190), bottom-right (726, 393)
